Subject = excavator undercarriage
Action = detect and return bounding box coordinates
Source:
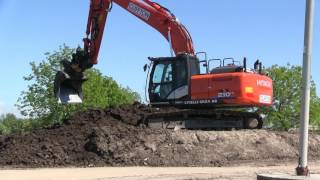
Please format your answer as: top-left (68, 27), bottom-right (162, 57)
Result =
top-left (145, 108), bottom-right (263, 130)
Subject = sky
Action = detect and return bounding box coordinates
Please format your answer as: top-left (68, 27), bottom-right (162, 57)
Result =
top-left (0, 0), bottom-right (319, 116)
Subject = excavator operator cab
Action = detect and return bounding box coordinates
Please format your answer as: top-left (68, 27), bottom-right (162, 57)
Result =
top-left (148, 54), bottom-right (200, 103)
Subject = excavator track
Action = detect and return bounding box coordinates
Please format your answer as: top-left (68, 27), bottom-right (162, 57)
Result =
top-left (144, 109), bottom-right (263, 130)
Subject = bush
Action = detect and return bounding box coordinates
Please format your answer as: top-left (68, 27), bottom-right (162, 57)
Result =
top-left (260, 64), bottom-right (320, 130)
top-left (0, 114), bottom-right (24, 134)
top-left (16, 45), bottom-right (140, 128)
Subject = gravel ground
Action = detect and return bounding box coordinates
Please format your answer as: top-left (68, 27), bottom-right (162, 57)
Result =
top-left (1, 163), bottom-right (320, 180)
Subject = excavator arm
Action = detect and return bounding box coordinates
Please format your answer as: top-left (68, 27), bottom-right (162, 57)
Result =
top-left (85, 0), bottom-right (195, 66)
top-left (54, 0), bottom-right (195, 103)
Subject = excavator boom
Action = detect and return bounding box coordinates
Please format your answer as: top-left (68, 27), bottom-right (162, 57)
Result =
top-left (85, 0), bottom-right (195, 66)
top-left (54, 0), bottom-right (195, 103)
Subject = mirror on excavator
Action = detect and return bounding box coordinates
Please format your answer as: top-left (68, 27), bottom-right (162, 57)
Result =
top-left (53, 48), bottom-right (92, 104)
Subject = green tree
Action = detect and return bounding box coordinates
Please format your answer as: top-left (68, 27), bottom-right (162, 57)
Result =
top-left (261, 64), bottom-right (320, 130)
top-left (16, 45), bottom-right (139, 127)
top-left (82, 69), bottom-right (140, 109)
top-left (0, 113), bottom-right (24, 134)
top-left (310, 95), bottom-right (320, 130)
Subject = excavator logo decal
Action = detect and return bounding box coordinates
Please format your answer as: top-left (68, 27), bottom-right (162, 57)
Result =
top-left (257, 80), bottom-right (272, 88)
top-left (127, 2), bottom-right (151, 21)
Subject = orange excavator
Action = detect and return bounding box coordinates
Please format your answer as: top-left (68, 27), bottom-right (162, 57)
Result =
top-left (54, 0), bottom-right (273, 129)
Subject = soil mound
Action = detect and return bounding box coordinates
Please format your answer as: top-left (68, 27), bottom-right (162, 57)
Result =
top-left (0, 103), bottom-right (319, 168)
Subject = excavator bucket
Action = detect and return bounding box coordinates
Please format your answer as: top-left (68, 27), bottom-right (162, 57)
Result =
top-left (54, 70), bottom-right (87, 104)
top-left (53, 48), bottom-right (92, 104)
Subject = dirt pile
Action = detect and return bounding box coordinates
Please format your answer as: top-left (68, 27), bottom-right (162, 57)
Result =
top-left (0, 103), bottom-right (319, 168)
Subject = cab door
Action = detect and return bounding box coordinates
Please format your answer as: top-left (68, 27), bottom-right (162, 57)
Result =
top-left (149, 61), bottom-right (174, 102)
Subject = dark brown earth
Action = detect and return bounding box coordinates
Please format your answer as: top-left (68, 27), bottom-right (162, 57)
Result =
top-left (0, 103), bottom-right (319, 168)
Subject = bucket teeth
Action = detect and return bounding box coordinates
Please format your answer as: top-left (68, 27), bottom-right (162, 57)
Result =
top-left (53, 48), bottom-right (92, 104)
top-left (54, 70), bottom-right (87, 104)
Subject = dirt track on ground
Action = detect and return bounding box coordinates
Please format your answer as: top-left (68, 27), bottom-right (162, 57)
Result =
top-left (0, 103), bottom-right (319, 168)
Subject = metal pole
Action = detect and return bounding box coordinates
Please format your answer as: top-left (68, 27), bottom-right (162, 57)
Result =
top-left (296, 0), bottom-right (315, 176)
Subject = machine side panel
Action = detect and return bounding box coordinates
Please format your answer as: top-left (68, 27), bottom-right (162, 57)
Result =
top-left (191, 72), bottom-right (273, 106)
